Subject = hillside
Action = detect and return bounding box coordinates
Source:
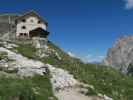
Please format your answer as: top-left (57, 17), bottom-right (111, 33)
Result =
top-left (0, 74), bottom-right (57, 100)
top-left (0, 40), bottom-right (133, 100)
top-left (46, 42), bottom-right (133, 100)
top-left (7, 40), bottom-right (133, 100)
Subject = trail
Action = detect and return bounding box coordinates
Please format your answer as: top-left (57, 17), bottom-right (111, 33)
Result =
top-left (55, 88), bottom-right (103, 100)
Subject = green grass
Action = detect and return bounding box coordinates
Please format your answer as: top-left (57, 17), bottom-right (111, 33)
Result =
top-left (14, 44), bottom-right (37, 59)
top-left (11, 41), bottom-right (133, 100)
top-left (0, 74), bottom-right (57, 100)
top-left (44, 42), bottom-right (133, 100)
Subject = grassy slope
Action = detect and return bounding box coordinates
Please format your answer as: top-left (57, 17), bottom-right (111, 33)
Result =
top-left (45, 42), bottom-right (133, 100)
top-left (15, 41), bottom-right (133, 100)
top-left (0, 74), bottom-right (57, 100)
top-left (0, 44), bottom-right (57, 100)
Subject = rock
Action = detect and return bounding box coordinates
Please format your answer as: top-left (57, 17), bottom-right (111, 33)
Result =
top-left (103, 36), bottom-right (133, 73)
top-left (55, 52), bottom-right (61, 60)
top-left (4, 43), bottom-right (18, 49)
top-left (36, 49), bottom-right (49, 58)
top-left (0, 47), bottom-right (48, 76)
top-left (17, 67), bottom-right (47, 77)
top-left (0, 47), bottom-right (44, 68)
top-left (0, 41), bottom-right (18, 49)
top-left (103, 95), bottom-right (113, 100)
top-left (48, 97), bottom-right (55, 100)
top-left (79, 88), bottom-right (88, 95)
top-left (97, 94), bottom-right (113, 100)
top-left (46, 64), bottom-right (78, 91)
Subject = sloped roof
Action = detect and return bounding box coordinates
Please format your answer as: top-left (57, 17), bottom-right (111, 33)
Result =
top-left (15, 11), bottom-right (48, 26)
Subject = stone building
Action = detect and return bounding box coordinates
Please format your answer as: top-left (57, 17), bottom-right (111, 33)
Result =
top-left (0, 11), bottom-right (49, 48)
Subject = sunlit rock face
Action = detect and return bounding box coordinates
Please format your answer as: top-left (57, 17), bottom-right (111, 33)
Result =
top-left (103, 36), bottom-right (133, 73)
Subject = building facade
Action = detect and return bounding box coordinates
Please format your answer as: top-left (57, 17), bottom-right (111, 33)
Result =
top-left (0, 11), bottom-right (49, 41)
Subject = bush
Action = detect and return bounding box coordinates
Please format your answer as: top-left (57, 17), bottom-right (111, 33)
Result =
top-left (127, 63), bottom-right (133, 77)
top-left (86, 87), bottom-right (97, 96)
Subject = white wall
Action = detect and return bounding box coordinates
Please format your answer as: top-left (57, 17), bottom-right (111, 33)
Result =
top-left (16, 16), bottom-right (47, 37)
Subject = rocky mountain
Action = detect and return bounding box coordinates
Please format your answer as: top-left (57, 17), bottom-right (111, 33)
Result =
top-left (103, 36), bottom-right (133, 74)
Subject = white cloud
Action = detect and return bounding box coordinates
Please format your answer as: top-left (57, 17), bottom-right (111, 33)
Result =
top-left (80, 54), bottom-right (105, 63)
top-left (68, 52), bottom-right (76, 57)
top-left (68, 51), bottom-right (105, 63)
top-left (124, 0), bottom-right (133, 9)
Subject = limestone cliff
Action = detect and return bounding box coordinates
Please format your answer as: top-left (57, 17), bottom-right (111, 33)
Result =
top-left (103, 36), bottom-right (133, 73)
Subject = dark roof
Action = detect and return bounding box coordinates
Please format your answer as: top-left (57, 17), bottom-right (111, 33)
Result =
top-left (29, 27), bottom-right (49, 38)
top-left (15, 11), bottom-right (48, 26)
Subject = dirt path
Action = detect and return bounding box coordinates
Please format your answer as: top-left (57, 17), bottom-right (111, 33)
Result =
top-left (55, 88), bottom-right (103, 100)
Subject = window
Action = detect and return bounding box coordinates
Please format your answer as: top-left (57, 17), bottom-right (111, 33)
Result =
top-left (38, 20), bottom-right (41, 24)
top-left (19, 33), bottom-right (27, 37)
top-left (24, 33), bottom-right (27, 36)
top-left (20, 33), bottom-right (23, 36)
top-left (22, 19), bottom-right (26, 22)
top-left (22, 26), bottom-right (26, 29)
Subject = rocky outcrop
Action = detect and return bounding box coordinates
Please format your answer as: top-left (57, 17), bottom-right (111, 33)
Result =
top-left (0, 46), bottom-right (48, 76)
top-left (103, 36), bottom-right (133, 73)
top-left (0, 46), bottom-right (79, 88)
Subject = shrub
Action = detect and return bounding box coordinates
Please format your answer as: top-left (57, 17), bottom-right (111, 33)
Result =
top-left (127, 63), bottom-right (133, 77)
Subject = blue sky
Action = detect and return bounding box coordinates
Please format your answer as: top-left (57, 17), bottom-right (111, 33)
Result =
top-left (0, 0), bottom-right (133, 62)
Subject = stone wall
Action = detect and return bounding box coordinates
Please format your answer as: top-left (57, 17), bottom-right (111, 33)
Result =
top-left (0, 14), bottom-right (19, 40)
top-left (13, 37), bottom-right (48, 50)
top-left (32, 37), bottom-right (48, 49)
